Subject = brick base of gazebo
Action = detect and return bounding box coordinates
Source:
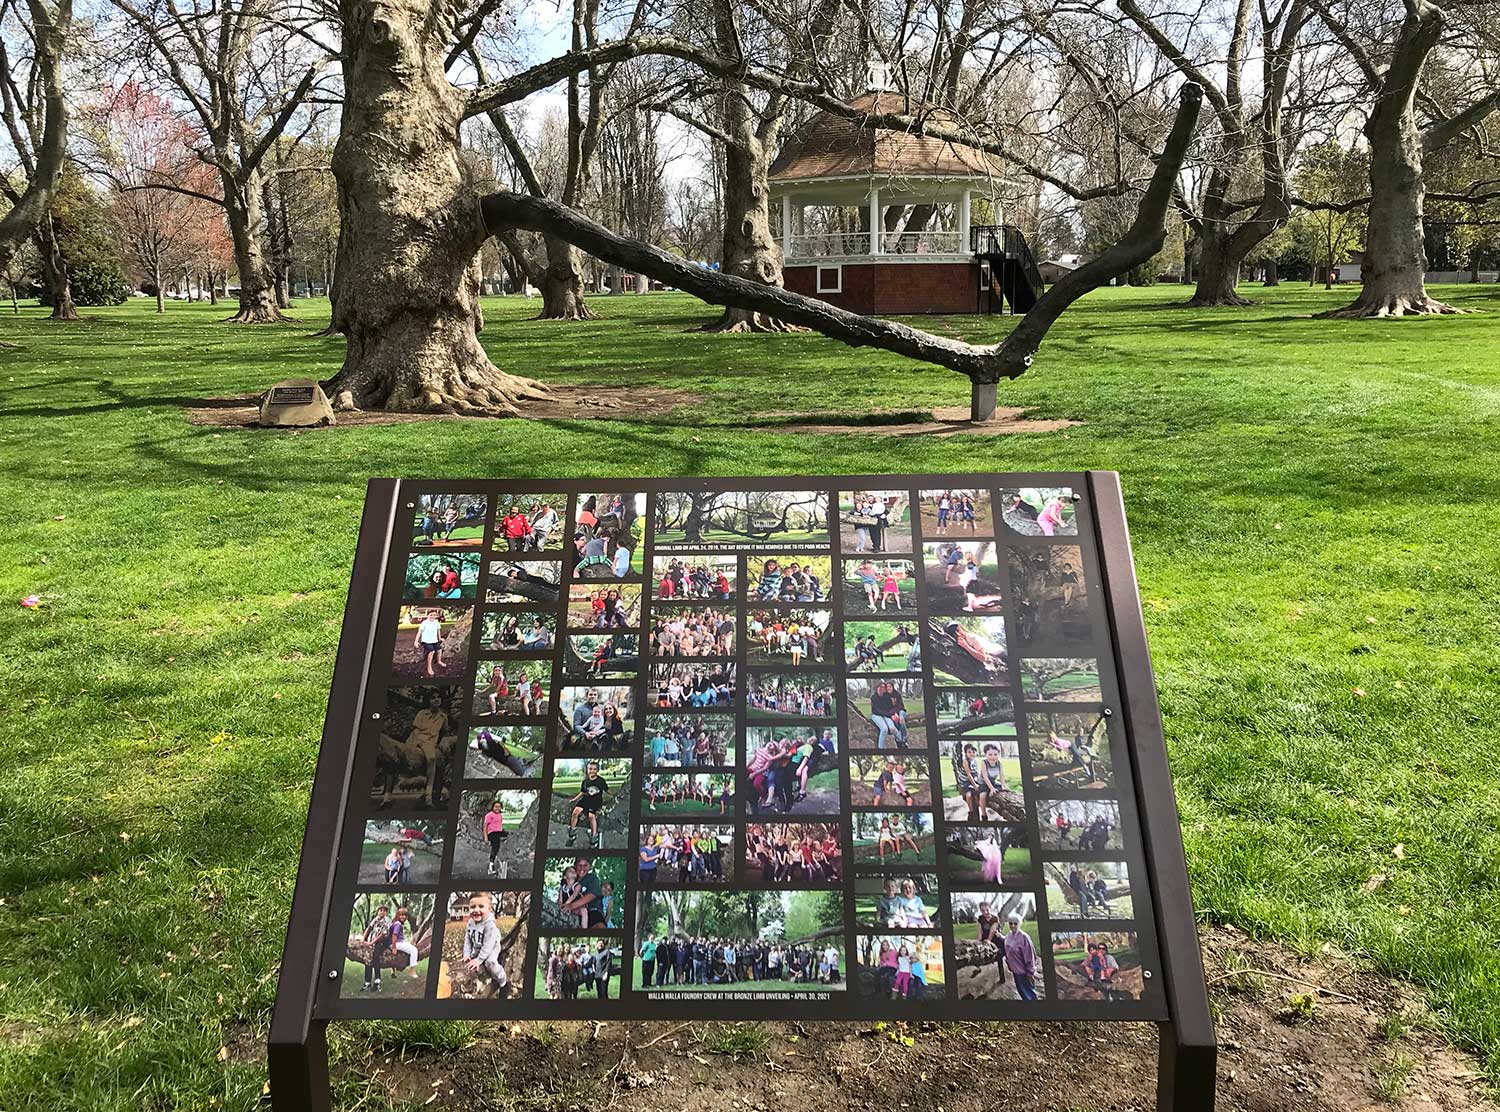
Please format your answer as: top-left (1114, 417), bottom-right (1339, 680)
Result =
top-left (783, 260), bottom-right (979, 315)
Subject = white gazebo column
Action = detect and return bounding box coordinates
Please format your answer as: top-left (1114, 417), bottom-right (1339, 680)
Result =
top-left (869, 187), bottom-right (881, 255)
top-left (781, 194), bottom-right (793, 258)
top-left (959, 188), bottom-right (972, 252)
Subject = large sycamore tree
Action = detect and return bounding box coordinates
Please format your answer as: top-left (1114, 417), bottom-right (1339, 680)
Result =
top-left (324, 0), bottom-right (1203, 418)
top-left (0, 0), bottom-right (72, 274)
top-left (1308, 0), bottom-right (1500, 316)
top-left (107, 0), bottom-right (332, 322)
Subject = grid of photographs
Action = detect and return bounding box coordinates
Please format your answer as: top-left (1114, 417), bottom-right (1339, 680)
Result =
top-left (323, 479), bottom-right (1162, 1018)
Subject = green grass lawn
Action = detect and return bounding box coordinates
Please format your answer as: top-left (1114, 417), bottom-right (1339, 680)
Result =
top-left (3, 282), bottom-right (1500, 1106)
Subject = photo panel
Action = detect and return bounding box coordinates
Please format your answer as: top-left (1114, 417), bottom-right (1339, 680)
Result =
top-left (649, 603), bottom-right (736, 659)
top-left (392, 605), bottom-right (471, 680)
top-left (928, 616), bottom-right (1008, 686)
top-left (838, 489), bottom-right (913, 554)
top-left (339, 890), bottom-right (439, 999)
top-left (745, 669), bottom-right (837, 721)
top-left (937, 731), bottom-right (1023, 824)
top-left (648, 661), bottom-right (737, 708)
top-left (486, 560), bottom-right (562, 606)
top-left (637, 823), bottom-right (735, 886)
top-left (569, 492), bottom-right (646, 579)
top-left (357, 820), bottom-right (446, 885)
top-left (480, 609), bottom-right (555, 654)
top-left (403, 551), bottom-right (482, 601)
top-left (851, 811), bottom-right (937, 870)
top-left (1036, 799), bottom-right (1123, 852)
top-left (644, 712), bottom-right (735, 769)
top-left (642, 771), bottom-right (736, 818)
top-left (746, 606), bottom-right (832, 664)
top-left (944, 825), bottom-right (1032, 887)
top-left (653, 490), bottom-right (829, 550)
top-left (494, 493), bottom-right (566, 554)
top-left (464, 725), bottom-right (545, 780)
top-left (746, 553), bottom-right (832, 603)
top-left (536, 935), bottom-right (624, 1000)
top-left (472, 660), bottom-right (550, 719)
top-left (653, 554), bottom-right (737, 600)
top-left (844, 619), bottom-right (921, 673)
top-left (547, 758), bottom-right (633, 850)
top-left (1027, 711), bottom-right (1113, 790)
top-left (842, 556), bottom-right (918, 616)
top-left (1050, 930), bottom-right (1145, 1001)
top-left (844, 676), bottom-right (926, 751)
top-left (565, 582), bottom-right (642, 629)
top-left (557, 684), bottom-right (636, 752)
top-left (848, 752), bottom-right (932, 809)
top-left (933, 687), bottom-right (1014, 741)
top-left (922, 541), bottom-right (1002, 614)
top-left (633, 891), bottom-right (847, 993)
top-left (411, 493), bottom-right (489, 548)
top-left (950, 891), bottom-right (1043, 1002)
top-left (1043, 860), bottom-right (1135, 921)
top-left (853, 934), bottom-right (946, 1002)
top-left (369, 686), bottom-right (461, 811)
top-left (744, 726), bottom-right (841, 817)
top-left (563, 632), bottom-right (640, 679)
top-left (1019, 657), bottom-right (1101, 702)
top-left (1009, 545), bottom-right (1091, 649)
top-left (999, 486), bottom-right (1077, 538)
top-left (917, 488), bottom-right (992, 537)
top-left (452, 789), bottom-right (540, 881)
top-left (853, 873), bottom-right (942, 930)
top-left (436, 890), bottom-right (530, 1000)
top-left (542, 854), bottom-right (626, 931)
top-left (744, 821), bottom-right (844, 883)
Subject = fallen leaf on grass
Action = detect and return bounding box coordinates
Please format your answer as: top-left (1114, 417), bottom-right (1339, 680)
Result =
top-left (1352, 687), bottom-right (1366, 697)
top-left (1362, 873), bottom-right (1386, 893)
top-left (1392, 843), bottom-right (1405, 859)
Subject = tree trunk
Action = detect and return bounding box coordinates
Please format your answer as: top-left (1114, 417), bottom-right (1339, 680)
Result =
top-left (154, 264), bottom-right (165, 314)
top-left (1262, 259), bottom-right (1279, 286)
top-left (1186, 227), bottom-right (1252, 306)
top-left (37, 214), bottom-right (77, 321)
top-left (1319, 2), bottom-right (1460, 317)
top-left (537, 235), bottom-right (599, 320)
top-left (206, 270), bottom-right (217, 305)
top-left (222, 171), bottom-right (288, 323)
top-left (322, 0), bottom-right (549, 413)
top-left (703, 130), bottom-right (804, 334)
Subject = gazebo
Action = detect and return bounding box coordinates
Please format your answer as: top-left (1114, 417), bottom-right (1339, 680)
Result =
top-left (769, 76), bottom-right (1043, 316)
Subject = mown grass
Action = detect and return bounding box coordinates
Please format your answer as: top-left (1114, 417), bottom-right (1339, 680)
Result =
top-left (1, 282), bottom-right (1498, 1109)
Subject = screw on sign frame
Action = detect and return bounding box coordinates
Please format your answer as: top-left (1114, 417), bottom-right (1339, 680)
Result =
top-left (268, 473), bottom-right (1215, 1111)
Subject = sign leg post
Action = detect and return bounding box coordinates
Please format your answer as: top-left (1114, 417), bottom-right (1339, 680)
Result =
top-left (269, 1020), bottom-right (332, 1112)
top-left (1157, 1020), bottom-right (1217, 1111)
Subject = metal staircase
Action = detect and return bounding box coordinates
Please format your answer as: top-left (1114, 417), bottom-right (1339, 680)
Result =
top-left (970, 224), bottom-right (1043, 314)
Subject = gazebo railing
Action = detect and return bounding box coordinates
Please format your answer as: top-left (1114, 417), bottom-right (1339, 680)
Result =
top-left (788, 231), bottom-right (872, 257)
top-left (880, 230), bottom-right (963, 254)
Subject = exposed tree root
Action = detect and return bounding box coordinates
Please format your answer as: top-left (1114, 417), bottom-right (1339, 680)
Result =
top-left (1316, 293), bottom-right (1472, 319)
top-left (223, 306), bottom-right (293, 324)
top-left (1184, 292), bottom-right (1255, 308)
top-left (326, 364), bottom-right (551, 418)
top-left (534, 301), bottom-right (600, 321)
top-left (698, 311), bottom-right (810, 334)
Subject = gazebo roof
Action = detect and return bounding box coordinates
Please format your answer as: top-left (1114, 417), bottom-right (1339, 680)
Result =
top-left (769, 91), bottom-right (1002, 184)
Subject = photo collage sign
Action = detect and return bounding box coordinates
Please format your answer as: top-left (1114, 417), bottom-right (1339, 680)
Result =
top-left (317, 476), bottom-right (1167, 1020)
